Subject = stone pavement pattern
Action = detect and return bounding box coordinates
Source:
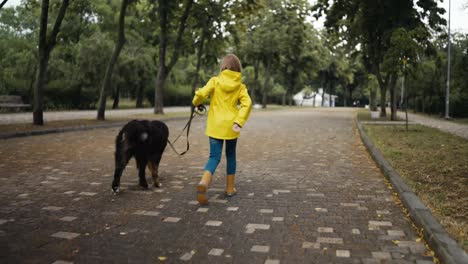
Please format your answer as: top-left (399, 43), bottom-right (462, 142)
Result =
top-left (0, 108), bottom-right (435, 263)
top-left (397, 111), bottom-right (468, 140)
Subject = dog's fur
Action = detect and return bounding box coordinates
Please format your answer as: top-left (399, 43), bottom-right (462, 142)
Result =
top-left (112, 120), bottom-right (169, 193)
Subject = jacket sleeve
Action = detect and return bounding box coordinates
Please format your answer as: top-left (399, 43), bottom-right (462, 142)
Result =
top-left (234, 84), bottom-right (252, 127)
top-left (192, 77), bottom-right (216, 106)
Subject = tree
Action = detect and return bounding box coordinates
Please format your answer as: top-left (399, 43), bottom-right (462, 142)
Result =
top-left (34, 0), bottom-right (69, 125)
top-left (97, 0), bottom-right (132, 120)
top-left (313, 0), bottom-right (446, 118)
top-left (153, 0), bottom-right (193, 114)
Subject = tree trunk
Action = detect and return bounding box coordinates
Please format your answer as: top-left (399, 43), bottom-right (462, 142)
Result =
top-left (370, 86), bottom-right (377, 111)
top-left (97, 0), bottom-right (129, 120)
top-left (389, 73), bottom-right (398, 121)
top-left (34, 52), bottom-right (48, 125)
top-left (135, 75), bottom-right (144, 108)
top-left (262, 58), bottom-right (271, 109)
top-left (191, 17), bottom-right (209, 97)
top-left (112, 84), bottom-right (120, 109)
top-left (154, 0), bottom-right (193, 114)
top-left (33, 0), bottom-right (69, 125)
top-left (251, 59), bottom-right (259, 104)
top-left (154, 65), bottom-right (166, 114)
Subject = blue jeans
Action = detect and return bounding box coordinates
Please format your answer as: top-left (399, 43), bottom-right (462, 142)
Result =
top-left (204, 137), bottom-right (237, 175)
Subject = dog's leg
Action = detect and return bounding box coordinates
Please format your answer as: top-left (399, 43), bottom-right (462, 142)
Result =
top-left (112, 151), bottom-right (132, 194)
top-left (148, 161), bottom-right (161, 188)
top-left (136, 155), bottom-right (149, 189)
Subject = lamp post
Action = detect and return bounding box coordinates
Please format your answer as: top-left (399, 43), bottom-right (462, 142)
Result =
top-left (445, 0), bottom-right (451, 119)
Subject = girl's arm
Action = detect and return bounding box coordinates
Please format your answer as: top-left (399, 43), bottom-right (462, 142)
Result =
top-left (234, 85), bottom-right (252, 127)
top-left (192, 77), bottom-right (216, 106)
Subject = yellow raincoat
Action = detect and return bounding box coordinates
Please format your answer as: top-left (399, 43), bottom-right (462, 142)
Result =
top-left (192, 70), bottom-right (252, 140)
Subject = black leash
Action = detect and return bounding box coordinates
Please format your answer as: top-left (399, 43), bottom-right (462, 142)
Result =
top-left (167, 104), bottom-right (206, 155)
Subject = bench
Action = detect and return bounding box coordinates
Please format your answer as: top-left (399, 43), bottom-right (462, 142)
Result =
top-left (0, 95), bottom-right (31, 112)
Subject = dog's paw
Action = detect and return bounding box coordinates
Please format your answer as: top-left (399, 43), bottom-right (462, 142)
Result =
top-left (139, 181), bottom-right (149, 189)
top-left (112, 186), bottom-right (120, 195)
top-left (154, 182), bottom-right (162, 188)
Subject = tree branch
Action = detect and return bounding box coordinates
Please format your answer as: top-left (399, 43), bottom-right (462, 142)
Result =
top-left (47, 0), bottom-right (70, 54)
top-left (0, 0), bottom-right (9, 10)
top-left (167, 0), bottom-right (193, 72)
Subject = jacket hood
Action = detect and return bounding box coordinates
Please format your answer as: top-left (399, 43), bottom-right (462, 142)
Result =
top-left (218, 70), bottom-right (242, 93)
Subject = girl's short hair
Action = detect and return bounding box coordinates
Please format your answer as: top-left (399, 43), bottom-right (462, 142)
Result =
top-left (220, 54), bottom-right (242, 73)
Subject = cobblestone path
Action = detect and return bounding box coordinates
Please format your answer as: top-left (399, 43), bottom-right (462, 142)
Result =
top-left (0, 108), bottom-right (435, 263)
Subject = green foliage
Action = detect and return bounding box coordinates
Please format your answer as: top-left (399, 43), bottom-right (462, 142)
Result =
top-left (0, 0), bottom-right (466, 117)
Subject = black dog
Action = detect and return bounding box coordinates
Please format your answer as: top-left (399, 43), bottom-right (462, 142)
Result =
top-left (112, 120), bottom-right (168, 193)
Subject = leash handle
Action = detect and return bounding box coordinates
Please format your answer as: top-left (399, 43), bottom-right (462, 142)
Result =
top-left (167, 104), bottom-right (206, 156)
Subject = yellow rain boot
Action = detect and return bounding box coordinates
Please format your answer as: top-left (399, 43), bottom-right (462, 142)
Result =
top-left (197, 171), bottom-right (212, 205)
top-left (225, 174), bottom-right (237, 197)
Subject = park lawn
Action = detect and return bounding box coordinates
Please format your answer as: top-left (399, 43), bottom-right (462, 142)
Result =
top-left (357, 109), bottom-right (395, 121)
top-left (363, 124), bottom-right (468, 250)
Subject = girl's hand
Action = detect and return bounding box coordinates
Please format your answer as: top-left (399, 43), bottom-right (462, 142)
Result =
top-left (232, 123), bottom-right (241, 133)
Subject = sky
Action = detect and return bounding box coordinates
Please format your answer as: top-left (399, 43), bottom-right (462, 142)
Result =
top-left (4, 0), bottom-right (468, 33)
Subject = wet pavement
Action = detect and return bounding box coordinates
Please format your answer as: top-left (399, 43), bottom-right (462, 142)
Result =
top-left (0, 108), bottom-right (435, 263)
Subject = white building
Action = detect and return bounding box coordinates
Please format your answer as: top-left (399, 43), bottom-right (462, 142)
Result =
top-left (293, 88), bottom-right (338, 107)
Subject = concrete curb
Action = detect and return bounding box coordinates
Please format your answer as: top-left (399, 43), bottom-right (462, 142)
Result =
top-left (0, 116), bottom-right (191, 140)
top-left (355, 120), bottom-right (468, 264)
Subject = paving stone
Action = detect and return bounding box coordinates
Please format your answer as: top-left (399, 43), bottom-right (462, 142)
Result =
top-left (302, 242), bottom-right (320, 249)
top-left (163, 217), bottom-right (181, 223)
top-left (369, 221), bottom-right (392, 226)
top-left (336, 250), bottom-right (350, 257)
top-left (205, 221), bottom-right (222, 227)
top-left (59, 216), bottom-right (77, 222)
top-left (246, 223), bottom-right (270, 230)
top-left (317, 237), bottom-right (343, 244)
top-left (259, 209), bottom-right (274, 214)
top-left (264, 259), bottom-right (280, 264)
top-left (352, 229), bottom-right (361, 234)
top-left (180, 251), bottom-right (195, 261)
top-left (251, 245), bottom-right (270, 253)
top-left (208, 248), bottom-right (224, 256)
top-left (133, 210), bottom-right (160, 216)
top-left (79, 192), bottom-right (97, 196)
top-left (317, 227), bottom-right (333, 233)
top-left (226, 207), bottom-right (239, 211)
top-left (272, 217), bottom-right (284, 222)
top-left (315, 208), bottom-right (328, 213)
top-left (340, 203), bottom-right (359, 207)
top-left (387, 230), bottom-right (405, 236)
top-left (51, 232), bottom-right (80, 240)
top-left (197, 208), bottom-right (209, 213)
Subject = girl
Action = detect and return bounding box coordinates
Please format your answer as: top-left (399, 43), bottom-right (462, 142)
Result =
top-left (192, 54), bottom-right (252, 205)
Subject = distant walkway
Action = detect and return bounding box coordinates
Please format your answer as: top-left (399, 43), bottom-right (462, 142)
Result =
top-left (0, 107), bottom-right (190, 125)
top-left (397, 111), bottom-right (468, 140)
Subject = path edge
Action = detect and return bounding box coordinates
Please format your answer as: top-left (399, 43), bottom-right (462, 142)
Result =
top-left (0, 116), bottom-right (189, 140)
top-left (355, 119), bottom-right (468, 264)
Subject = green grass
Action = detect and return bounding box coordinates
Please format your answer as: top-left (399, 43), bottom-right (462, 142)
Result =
top-left (357, 109), bottom-right (396, 122)
top-left (105, 98), bottom-right (152, 109)
top-left (363, 124), bottom-right (468, 250)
